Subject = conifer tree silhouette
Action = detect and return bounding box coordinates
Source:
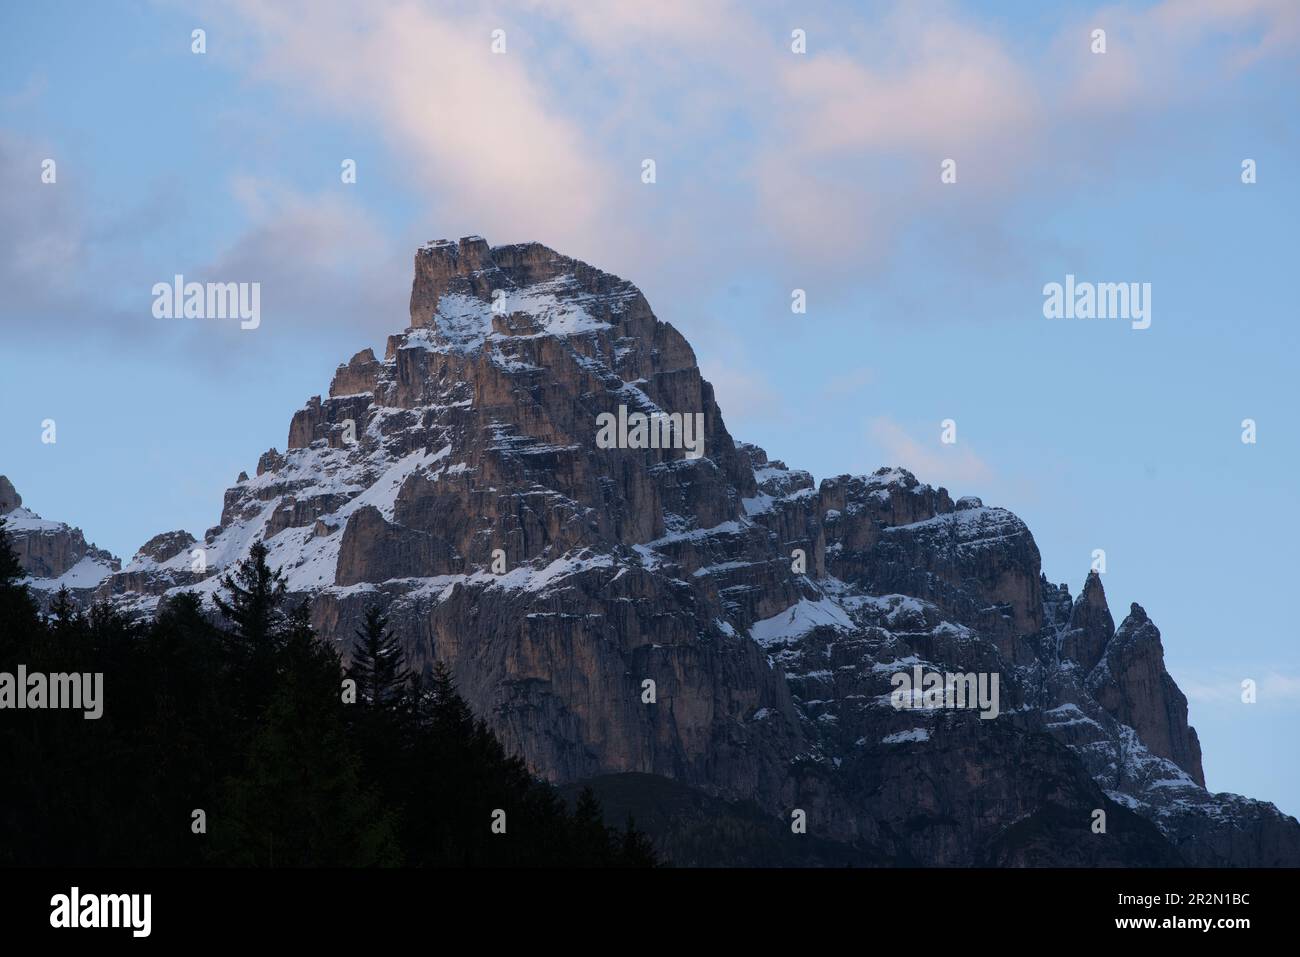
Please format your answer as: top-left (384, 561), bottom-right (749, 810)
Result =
top-left (348, 606), bottom-right (410, 710)
top-left (0, 536), bottom-right (660, 868)
top-left (212, 540), bottom-right (288, 722)
top-left (0, 519), bottom-right (36, 659)
top-left (213, 539), bottom-right (287, 652)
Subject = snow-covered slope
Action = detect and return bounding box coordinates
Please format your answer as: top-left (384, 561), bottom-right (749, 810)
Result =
top-left (0, 477), bottom-right (120, 609)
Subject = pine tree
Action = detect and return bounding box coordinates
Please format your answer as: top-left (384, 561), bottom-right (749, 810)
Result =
top-left (0, 523), bottom-right (664, 867)
top-left (156, 590), bottom-right (222, 653)
top-left (212, 540), bottom-right (289, 723)
top-left (212, 540), bottom-right (288, 652)
top-left (347, 606), bottom-right (410, 711)
top-left (425, 659), bottom-right (474, 734)
top-left (48, 586), bottom-right (79, 627)
top-left (0, 518), bottom-right (27, 586)
top-left (0, 518), bottom-right (37, 657)
top-left (211, 616), bottom-right (400, 866)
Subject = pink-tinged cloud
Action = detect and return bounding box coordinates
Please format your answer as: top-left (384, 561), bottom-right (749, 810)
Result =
top-left (527, 0), bottom-right (743, 50)
top-left (748, 5), bottom-right (1042, 262)
top-left (868, 415), bottom-right (992, 489)
top-left (777, 24), bottom-right (1038, 155)
top-left (225, 0), bottom-right (614, 258)
top-left (1151, 0), bottom-right (1300, 67)
top-left (1058, 0), bottom-right (1300, 112)
top-left (199, 0), bottom-right (1300, 309)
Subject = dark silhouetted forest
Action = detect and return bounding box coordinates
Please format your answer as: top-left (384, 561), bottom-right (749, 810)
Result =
top-left (0, 521), bottom-right (657, 867)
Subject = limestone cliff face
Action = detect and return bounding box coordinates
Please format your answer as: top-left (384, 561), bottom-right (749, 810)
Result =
top-left (1089, 603), bottom-right (1205, 787)
top-left (96, 237), bottom-right (1298, 866)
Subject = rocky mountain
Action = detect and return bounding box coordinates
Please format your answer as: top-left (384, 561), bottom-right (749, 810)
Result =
top-left (49, 235), bottom-right (1300, 865)
top-left (0, 475), bottom-right (120, 611)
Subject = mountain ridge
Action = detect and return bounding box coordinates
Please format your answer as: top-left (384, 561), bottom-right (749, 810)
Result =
top-left (7, 235), bottom-right (1296, 865)
top-left (0, 475), bottom-right (120, 612)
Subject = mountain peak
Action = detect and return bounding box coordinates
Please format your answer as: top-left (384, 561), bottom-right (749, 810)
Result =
top-left (408, 236), bottom-right (645, 350)
top-left (1079, 568), bottom-right (1107, 607)
top-left (1060, 569), bottom-right (1114, 672)
top-left (65, 232), bottom-right (1294, 865)
top-left (1090, 601), bottom-right (1205, 787)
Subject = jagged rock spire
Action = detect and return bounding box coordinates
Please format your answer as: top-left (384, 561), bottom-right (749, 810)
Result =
top-left (1061, 569), bottom-right (1113, 672)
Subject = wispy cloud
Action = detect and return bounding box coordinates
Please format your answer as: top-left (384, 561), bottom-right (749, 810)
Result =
top-left (868, 415), bottom-right (993, 489)
top-left (221, 0), bottom-right (615, 260)
top-left (0, 130), bottom-right (84, 316)
top-left (185, 178), bottom-right (409, 362)
top-left (1058, 0), bottom-right (1300, 112)
top-left (1182, 671), bottom-right (1300, 705)
top-left (699, 358), bottom-right (789, 426)
top-left (13, 0), bottom-right (1300, 358)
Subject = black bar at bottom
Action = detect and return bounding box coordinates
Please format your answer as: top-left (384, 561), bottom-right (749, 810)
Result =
top-left (0, 866), bottom-right (1283, 942)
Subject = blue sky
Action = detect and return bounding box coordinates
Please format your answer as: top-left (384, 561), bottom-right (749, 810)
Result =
top-left (2, 0), bottom-right (1298, 815)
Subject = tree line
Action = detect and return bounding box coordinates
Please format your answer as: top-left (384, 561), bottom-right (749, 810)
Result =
top-left (0, 521), bottom-right (657, 867)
